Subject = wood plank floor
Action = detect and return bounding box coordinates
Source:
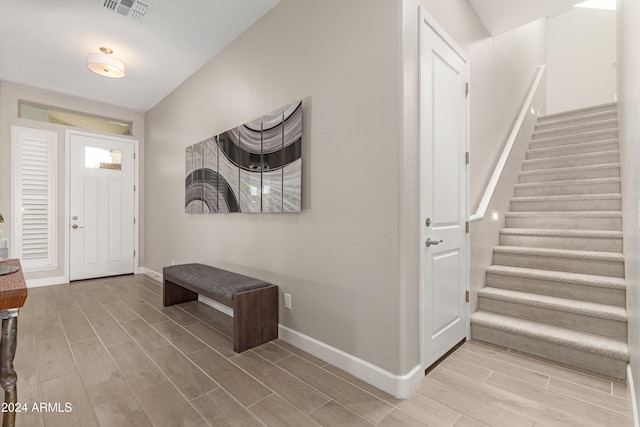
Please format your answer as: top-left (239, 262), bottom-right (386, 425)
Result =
top-left (13, 274), bottom-right (632, 426)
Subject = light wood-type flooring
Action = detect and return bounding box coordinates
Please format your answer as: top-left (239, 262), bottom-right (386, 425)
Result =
top-left (13, 274), bottom-right (632, 426)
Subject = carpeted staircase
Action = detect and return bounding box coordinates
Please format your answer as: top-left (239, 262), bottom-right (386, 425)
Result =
top-left (471, 102), bottom-right (629, 379)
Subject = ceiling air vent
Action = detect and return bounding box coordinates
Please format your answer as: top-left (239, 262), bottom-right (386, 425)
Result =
top-left (100, 0), bottom-right (151, 22)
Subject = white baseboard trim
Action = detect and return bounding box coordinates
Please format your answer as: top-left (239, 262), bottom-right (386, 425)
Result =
top-left (198, 295), bottom-right (234, 317)
top-left (142, 267), bottom-right (163, 282)
top-left (629, 364), bottom-right (639, 427)
top-left (278, 324), bottom-right (423, 399)
top-left (26, 275), bottom-right (67, 288)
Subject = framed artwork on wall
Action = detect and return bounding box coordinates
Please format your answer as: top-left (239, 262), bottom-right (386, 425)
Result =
top-left (185, 100), bottom-right (302, 213)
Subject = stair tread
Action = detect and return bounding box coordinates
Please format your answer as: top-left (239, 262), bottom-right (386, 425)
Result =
top-left (539, 103), bottom-right (617, 122)
top-left (478, 287), bottom-right (627, 321)
top-left (499, 228), bottom-right (622, 238)
top-left (522, 150), bottom-right (619, 165)
top-left (514, 177), bottom-right (621, 189)
top-left (494, 245), bottom-right (625, 261)
top-left (530, 129), bottom-right (619, 146)
top-left (505, 211), bottom-right (622, 218)
top-left (532, 119), bottom-right (618, 136)
top-left (471, 311), bottom-right (629, 359)
top-left (536, 112), bottom-right (617, 129)
top-left (486, 265), bottom-right (626, 289)
top-left (527, 139), bottom-right (619, 156)
top-left (519, 163), bottom-right (620, 176)
top-left (511, 194), bottom-right (621, 202)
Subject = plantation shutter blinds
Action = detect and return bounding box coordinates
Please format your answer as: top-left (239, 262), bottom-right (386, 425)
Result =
top-left (11, 127), bottom-right (57, 271)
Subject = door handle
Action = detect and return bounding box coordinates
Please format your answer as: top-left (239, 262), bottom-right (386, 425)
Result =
top-left (426, 238), bottom-right (443, 247)
top-left (72, 224), bottom-right (84, 229)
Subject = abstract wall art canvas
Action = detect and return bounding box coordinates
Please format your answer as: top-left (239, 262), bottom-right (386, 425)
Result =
top-left (185, 100), bottom-right (302, 214)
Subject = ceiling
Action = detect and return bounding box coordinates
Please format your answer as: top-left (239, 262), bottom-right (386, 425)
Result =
top-left (0, 0), bottom-right (601, 113)
top-left (0, 0), bottom-right (281, 112)
top-left (468, 0), bottom-right (585, 35)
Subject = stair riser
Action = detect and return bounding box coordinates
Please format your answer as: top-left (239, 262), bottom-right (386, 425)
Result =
top-left (530, 130), bottom-right (619, 150)
top-left (514, 181), bottom-right (620, 197)
top-left (470, 325), bottom-right (627, 379)
top-left (521, 153), bottom-right (619, 171)
top-left (504, 216), bottom-right (622, 231)
top-left (526, 141), bottom-right (619, 160)
top-left (510, 199), bottom-right (621, 212)
top-left (486, 273), bottom-right (626, 307)
top-left (535, 111), bottom-right (617, 131)
top-left (518, 167), bottom-right (620, 184)
top-left (538, 104), bottom-right (617, 123)
top-left (499, 234), bottom-right (622, 253)
top-left (478, 297), bottom-right (627, 341)
top-left (493, 252), bottom-right (624, 277)
top-left (532, 122), bottom-right (617, 140)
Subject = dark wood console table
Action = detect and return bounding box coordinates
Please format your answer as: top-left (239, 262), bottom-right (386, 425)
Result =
top-left (0, 260), bottom-right (27, 427)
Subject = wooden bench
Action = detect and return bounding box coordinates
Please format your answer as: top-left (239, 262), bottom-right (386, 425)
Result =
top-left (162, 263), bottom-right (278, 353)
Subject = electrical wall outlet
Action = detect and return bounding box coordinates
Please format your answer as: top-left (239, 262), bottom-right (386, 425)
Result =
top-left (284, 293), bottom-right (292, 309)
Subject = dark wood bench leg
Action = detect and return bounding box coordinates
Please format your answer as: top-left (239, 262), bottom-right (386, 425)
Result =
top-left (163, 279), bottom-right (198, 307)
top-left (233, 286), bottom-right (278, 353)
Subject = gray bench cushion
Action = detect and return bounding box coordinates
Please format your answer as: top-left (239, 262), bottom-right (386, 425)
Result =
top-left (163, 263), bottom-right (270, 301)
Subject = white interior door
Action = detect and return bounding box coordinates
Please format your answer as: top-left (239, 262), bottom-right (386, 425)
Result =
top-left (69, 133), bottom-right (135, 281)
top-left (419, 8), bottom-right (469, 369)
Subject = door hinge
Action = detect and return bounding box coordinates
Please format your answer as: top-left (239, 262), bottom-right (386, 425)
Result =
top-left (465, 82), bottom-right (469, 97)
top-left (465, 221), bottom-right (470, 233)
top-left (465, 152), bottom-right (470, 165)
top-left (466, 290), bottom-right (470, 303)
top-left (134, 185), bottom-right (136, 192)
top-left (134, 250), bottom-right (136, 257)
top-left (134, 152), bottom-right (136, 160)
top-left (133, 218), bottom-right (136, 225)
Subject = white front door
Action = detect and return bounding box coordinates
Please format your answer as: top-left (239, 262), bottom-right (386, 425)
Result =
top-left (419, 8), bottom-right (469, 369)
top-left (69, 132), bottom-right (135, 281)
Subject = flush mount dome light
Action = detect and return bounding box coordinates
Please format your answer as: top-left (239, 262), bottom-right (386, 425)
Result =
top-left (87, 47), bottom-right (125, 78)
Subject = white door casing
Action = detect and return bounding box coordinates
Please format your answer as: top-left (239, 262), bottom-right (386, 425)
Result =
top-left (419, 7), bottom-right (470, 369)
top-left (67, 131), bottom-right (138, 281)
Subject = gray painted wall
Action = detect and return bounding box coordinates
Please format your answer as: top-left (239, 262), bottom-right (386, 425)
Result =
top-left (144, 0), bottom-right (404, 374)
top-left (145, 0), bottom-right (548, 377)
top-left (546, 7), bottom-right (617, 114)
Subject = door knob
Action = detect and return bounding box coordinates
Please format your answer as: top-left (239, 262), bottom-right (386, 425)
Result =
top-left (72, 224), bottom-right (84, 229)
top-left (426, 238), bottom-right (443, 247)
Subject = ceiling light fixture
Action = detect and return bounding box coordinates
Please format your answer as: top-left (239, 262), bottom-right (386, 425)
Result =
top-left (87, 47), bottom-right (125, 78)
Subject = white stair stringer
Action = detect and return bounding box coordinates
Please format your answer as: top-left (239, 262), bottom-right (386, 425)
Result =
top-left (471, 102), bottom-right (628, 379)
